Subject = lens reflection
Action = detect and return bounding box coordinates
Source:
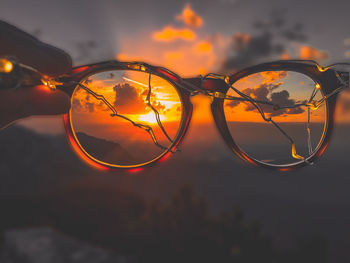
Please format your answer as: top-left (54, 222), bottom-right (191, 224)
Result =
top-left (70, 69), bottom-right (183, 167)
top-left (224, 70), bottom-right (326, 166)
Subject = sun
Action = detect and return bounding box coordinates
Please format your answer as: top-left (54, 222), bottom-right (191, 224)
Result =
top-left (137, 112), bottom-right (166, 124)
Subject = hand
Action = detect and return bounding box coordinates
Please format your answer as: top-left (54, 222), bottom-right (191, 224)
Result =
top-left (0, 20), bottom-right (72, 129)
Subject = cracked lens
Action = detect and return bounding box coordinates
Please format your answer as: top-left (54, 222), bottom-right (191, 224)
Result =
top-left (224, 70), bottom-right (326, 166)
top-left (70, 69), bottom-right (183, 167)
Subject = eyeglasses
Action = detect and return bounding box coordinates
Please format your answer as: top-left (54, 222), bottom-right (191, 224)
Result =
top-left (1, 57), bottom-right (349, 171)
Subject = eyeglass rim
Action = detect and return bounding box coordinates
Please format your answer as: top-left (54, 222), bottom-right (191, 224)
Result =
top-left (216, 60), bottom-right (339, 171)
top-left (62, 62), bottom-right (193, 172)
top-left (61, 60), bottom-right (340, 172)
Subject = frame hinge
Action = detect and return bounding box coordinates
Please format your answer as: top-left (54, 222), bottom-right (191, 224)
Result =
top-left (213, 92), bottom-right (226, 99)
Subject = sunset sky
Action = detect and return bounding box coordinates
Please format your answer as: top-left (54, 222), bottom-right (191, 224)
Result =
top-left (71, 69), bottom-right (182, 139)
top-left (2, 3), bottom-right (350, 258)
top-left (1, 0), bottom-right (350, 132)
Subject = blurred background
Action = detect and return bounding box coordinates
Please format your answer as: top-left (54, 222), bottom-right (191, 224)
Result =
top-left (1, 0), bottom-right (350, 262)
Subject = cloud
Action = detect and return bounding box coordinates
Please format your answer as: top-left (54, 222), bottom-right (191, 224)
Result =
top-left (113, 83), bottom-right (148, 114)
top-left (152, 25), bottom-right (196, 42)
top-left (227, 72), bottom-right (304, 117)
top-left (222, 32), bottom-right (283, 71)
top-left (85, 101), bottom-right (95, 113)
top-left (269, 90), bottom-right (304, 116)
top-left (231, 32), bottom-right (251, 50)
top-left (280, 52), bottom-right (291, 60)
top-left (72, 98), bottom-right (82, 111)
top-left (176, 3), bottom-right (203, 28)
top-left (119, 5), bottom-right (224, 76)
top-left (240, 84), bottom-right (305, 117)
top-left (298, 45), bottom-right (328, 61)
top-left (71, 91), bottom-right (101, 113)
top-left (194, 41), bottom-right (213, 54)
top-left (281, 23), bottom-right (307, 42)
top-left (226, 98), bottom-right (241, 108)
top-left (221, 13), bottom-right (317, 72)
top-left (151, 101), bottom-right (166, 113)
top-left (260, 71), bottom-right (288, 85)
top-left (164, 51), bottom-right (184, 60)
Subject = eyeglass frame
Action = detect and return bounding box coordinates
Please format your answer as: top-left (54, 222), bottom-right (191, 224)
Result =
top-left (50, 59), bottom-right (347, 172)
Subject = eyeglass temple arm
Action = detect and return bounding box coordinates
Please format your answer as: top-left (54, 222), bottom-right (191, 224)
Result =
top-left (335, 71), bottom-right (350, 90)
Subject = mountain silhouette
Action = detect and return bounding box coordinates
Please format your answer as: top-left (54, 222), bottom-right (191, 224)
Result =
top-left (75, 132), bottom-right (135, 165)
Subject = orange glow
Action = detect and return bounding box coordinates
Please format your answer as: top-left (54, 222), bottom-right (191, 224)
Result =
top-left (72, 66), bottom-right (90, 74)
top-left (280, 52), bottom-right (291, 60)
top-left (164, 51), bottom-right (184, 60)
top-left (34, 84), bottom-right (54, 93)
top-left (138, 112), bottom-right (166, 124)
top-left (240, 152), bottom-right (257, 166)
top-left (194, 41), bottom-right (213, 54)
top-left (176, 3), bottom-right (203, 28)
top-left (127, 168), bottom-right (144, 173)
top-left (117, 4), bottom-right (223, 78)
top-left (316, 142), bottom-right (328, 157)
top-left (72, 72), bottom-right (182, 137)
top-left (152, 26), bottom-right (196, 42)
top-left (159, 151), bottom-right (172, 163)
top-left (0, 58), bottom-right (13, 73)
top-left (116, 53), bottom-right (130, 61)
top-left (41, 77), bottom-right (63, 90)
top-left (316, 65), bottom-right (329, 72)
top-left (298, 45), bottom-right (328, 61)
top-left (291, 143), bottom-right (304, 160)
top-left (279, 167), bottom-right (292, 172)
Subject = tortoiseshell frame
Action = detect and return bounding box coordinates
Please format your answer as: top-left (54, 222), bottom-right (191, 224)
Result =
top-left (57, 60), bottom-right (341, 172)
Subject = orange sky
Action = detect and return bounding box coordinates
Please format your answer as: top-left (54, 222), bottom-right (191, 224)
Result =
top-left (113, 4), bottom-right (338, 125)
top-left (17, 2), bottom-right (350, 141)
top-left (70, 69), bottom-right (182, 142)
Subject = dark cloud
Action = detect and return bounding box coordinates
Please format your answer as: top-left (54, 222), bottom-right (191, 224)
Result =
top-left (281, 23), bottom-right (307, 42)
top-left (243, 84), bottom-right (270, 112)
top-left (222, 11), bottom-right (308, 72)
top-left (141, 89), bottom-right (156, 98)
top-left (226, 99), bottom-right (240, 108)
top-left (72, 98), bottom-right (82, 111)
top-left (72, 95), bottom-right (98, 113)
top-left (113, 83), bottom-right (148, 114)
top-left (85, 102), bottom-right (95, 113)
top-left (269, 90), bottom-right (304, 116)
top-left (223, 32), bottom-right (280, 71)
top-left (227, 83), bottom-right (305, 117)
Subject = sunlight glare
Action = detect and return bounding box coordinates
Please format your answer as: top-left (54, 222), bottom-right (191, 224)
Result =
top-left (138, 112), bottom-right (165, 124)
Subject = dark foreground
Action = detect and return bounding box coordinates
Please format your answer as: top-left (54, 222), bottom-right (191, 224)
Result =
top-left (0, 122), bottom-right (349, 263)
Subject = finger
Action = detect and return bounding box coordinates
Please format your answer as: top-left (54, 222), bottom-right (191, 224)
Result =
top-left (23, 86), bottom-right (71, 116)
top-left (0, 20), bottom-right (72, 76)
top-left (0, 86), bottom-right (71, 129)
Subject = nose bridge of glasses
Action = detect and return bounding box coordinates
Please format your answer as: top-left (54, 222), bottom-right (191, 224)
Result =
top-left (182, 77), bottom-right (229, 95)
